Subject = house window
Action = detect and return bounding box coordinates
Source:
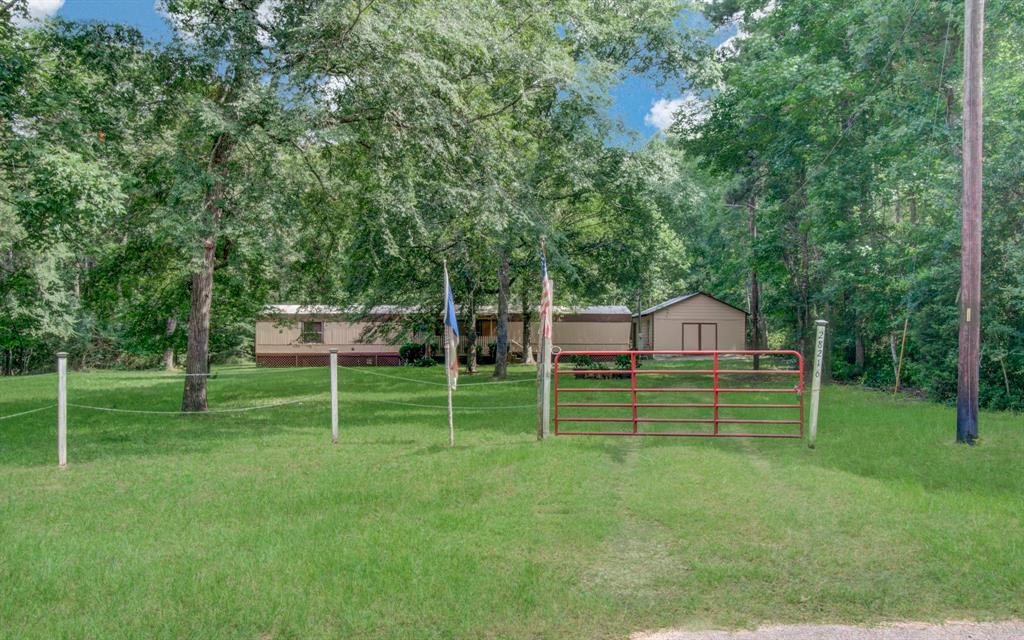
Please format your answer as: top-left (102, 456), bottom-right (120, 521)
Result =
top-left (475, 318), bottom-right (496, 337)
top-left (300, 321), bottom-right (324, 343)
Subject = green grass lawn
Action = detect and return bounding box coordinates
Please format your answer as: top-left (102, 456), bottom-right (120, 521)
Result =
top-left (1, 364), bottom-right (1022, 639)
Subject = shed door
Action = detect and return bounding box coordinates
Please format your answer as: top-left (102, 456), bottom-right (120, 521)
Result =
top-left (682, 323), bottom-right (718, 351)
top-left (700, 323), bottom-right (718, 350)
top-left (682, 323), bottom-right (700, 350)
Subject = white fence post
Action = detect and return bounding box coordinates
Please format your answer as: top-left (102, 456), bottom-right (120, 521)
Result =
top-left (57, 352), bottom-right (67, 467)
top-left (808, 320), bottom-right (827, 449)
top-left (330, 349), bottom-right (338, 444)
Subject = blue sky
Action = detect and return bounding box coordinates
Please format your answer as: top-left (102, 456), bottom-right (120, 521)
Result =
top-left (38, 0), bottom-right (712, 143)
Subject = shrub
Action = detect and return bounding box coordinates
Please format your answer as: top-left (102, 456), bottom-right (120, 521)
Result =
top-left (570, 355), bottom-right (594, 368)
top-left (487, 341), bottom-right (497, 358)
top-left (413, 356), bottom-right (437, 367)
top-left (399, 342), bottom-right (425, 364)
top-left (614, 354), bottom-right (640, 370)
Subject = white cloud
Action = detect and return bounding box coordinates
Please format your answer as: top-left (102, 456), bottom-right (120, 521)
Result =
top-left (320, 75), bottom-right (351, 111)
top-left (155, 0), bottom-right (204, 43)
top-left (255, 0), bottom-right (280, 46)
top-left (713, 0), bottom-right (774, 58)
top-left (715, 32), bottom-right (745, 57)
top-left (750, 0), bottom-right (777, 21)
top-left (14, 0), bottom-right (64, 25)
top-left (644, 94), bottom-right (707, 132)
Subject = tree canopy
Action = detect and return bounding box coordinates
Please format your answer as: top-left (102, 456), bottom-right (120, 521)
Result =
top-left (1, 0), bottom-right (1020, 410)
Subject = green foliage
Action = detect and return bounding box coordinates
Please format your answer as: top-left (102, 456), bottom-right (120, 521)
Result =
top-left (399, 342), bottom-right (425, 364)
top-left (570, 354), bottom-right (595, 368)
top-left (412, 356), bottom-right (437, 368)
top-left (614, 354), bottom-right (639, 370)
top-left (670, 0), bottom-right (1024, 409)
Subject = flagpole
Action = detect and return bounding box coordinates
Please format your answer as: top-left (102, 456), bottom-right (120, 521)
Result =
top-left (444, 260), bottom-right (455, 447)
top-left (447, 380), bottom-right (454, 447)
top-left (541, 279), bottom-right (552, 439)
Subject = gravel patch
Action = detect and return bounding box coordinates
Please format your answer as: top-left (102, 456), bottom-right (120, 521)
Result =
top-left (632, 621), bottom-right (1024, 640)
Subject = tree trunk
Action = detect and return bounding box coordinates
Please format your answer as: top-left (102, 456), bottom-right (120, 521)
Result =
top-left (466, 292), bottom-right (478, 374)
top-left (854, 330), bottom-right (865, 375)
top-left (520, 288), bottom-right (535, 365)
top-left (182, 239), bottom-right (216, 411)
top-left (890, 333), bottom-right (899, 380)
top-left (822, 307), bottom-right (832, 382)
top-left (163, 316), bottom-right (177, 371)
top-left (181, 133), bottom-right (231, 412)
top-left (748, 193), bottom-right (761, 369)
top-left (494, 251), bottom-right (510, 379)
top-left (2, 349), bottom-right (11, 376)
top-left (796, 231), bottom-right (813, 362)
top-left (1001, 358), bottom-right (1011, 396)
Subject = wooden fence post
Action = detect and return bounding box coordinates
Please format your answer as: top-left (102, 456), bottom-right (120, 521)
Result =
top-left (808, 320), bottom-right (827, 449)
top-left (330, 349), bottom-right (338, 444)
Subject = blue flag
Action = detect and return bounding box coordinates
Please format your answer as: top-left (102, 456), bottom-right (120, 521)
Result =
top-left (444, 265), bottom-right (459, 390)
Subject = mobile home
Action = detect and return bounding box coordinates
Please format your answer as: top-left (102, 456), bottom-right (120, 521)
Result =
top-left (254, 304), bottom-right (632, 366)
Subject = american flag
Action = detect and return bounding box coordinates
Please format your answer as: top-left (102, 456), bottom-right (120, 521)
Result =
top-left (540, 248), bottom-right (553, 340)
top-left (443, 264), bottom-right (459, 390)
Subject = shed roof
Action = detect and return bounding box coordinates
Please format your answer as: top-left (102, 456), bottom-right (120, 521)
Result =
top-left (637, 292), bottom-right (748, 317)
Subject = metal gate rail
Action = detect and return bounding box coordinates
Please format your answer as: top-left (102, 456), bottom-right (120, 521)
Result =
top-left (553, 350), bottom-right (804, 438)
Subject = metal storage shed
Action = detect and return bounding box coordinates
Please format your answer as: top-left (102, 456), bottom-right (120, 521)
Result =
top-left (634, 293), bottom-right (748, 351)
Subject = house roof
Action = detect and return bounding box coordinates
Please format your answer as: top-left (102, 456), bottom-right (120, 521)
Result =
top-left (475, 305), bottom-right (630, 316)
top-left (263, 304), bottom-right (417, 316)
top-left (637, 292), bottom-right (748, 317)
top-left (264, 304), bottom-right (632, 317)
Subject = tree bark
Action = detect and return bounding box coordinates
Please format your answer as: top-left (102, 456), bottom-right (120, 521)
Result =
top-left (493, 250), bottom-right (510, 379)
top-left (854, 329), bottom-right (865, 375)
top-left (797, 231), bottom-right (813, 362)
top-left (748, 192), bottom-right (761, 369)
top-left (466, 292), bottom-right (478, 374)
top-left (890, 333), bottom-right (899, 380)
top-left (163, 316), bottom-right (177, 371)
top-left (520, 288), bottom-right (535, 365)
top-left (181, 133), bottom-right (231, 412)
top-left (182, 239), bottom-right (216, 411)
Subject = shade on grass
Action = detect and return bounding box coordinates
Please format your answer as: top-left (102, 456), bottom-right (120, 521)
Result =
top-left (0, 365), bottom-right (1021, 639)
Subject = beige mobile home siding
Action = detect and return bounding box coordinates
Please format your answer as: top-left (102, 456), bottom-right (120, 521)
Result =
top-left (504, 318), bottom-right (631, 353)
top-left (255, 319), bottom-right (402, 355)
top-left (254, 306), bottom-right (632, 365)
top-left (645, 295), bottom-right (746, 351)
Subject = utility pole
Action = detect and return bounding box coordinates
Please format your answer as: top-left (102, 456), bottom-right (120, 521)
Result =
top-left (957, 0), bottom-right (983, 445)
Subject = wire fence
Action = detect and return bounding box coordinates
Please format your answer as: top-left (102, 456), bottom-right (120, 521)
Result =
top-left (67, 398), bottom-right (307, 415)
top-left (363, 398), bottom-right (535, 411)
top-left (2, 358), bottom-right (540, 466)
top-left (0, 404), bottom-right (56, 422)
top-left (76, 364), bottom-right (538, 387)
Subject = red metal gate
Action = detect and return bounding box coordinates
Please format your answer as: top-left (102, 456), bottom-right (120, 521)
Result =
top-left (553, 350), bottom-right (804, 438)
